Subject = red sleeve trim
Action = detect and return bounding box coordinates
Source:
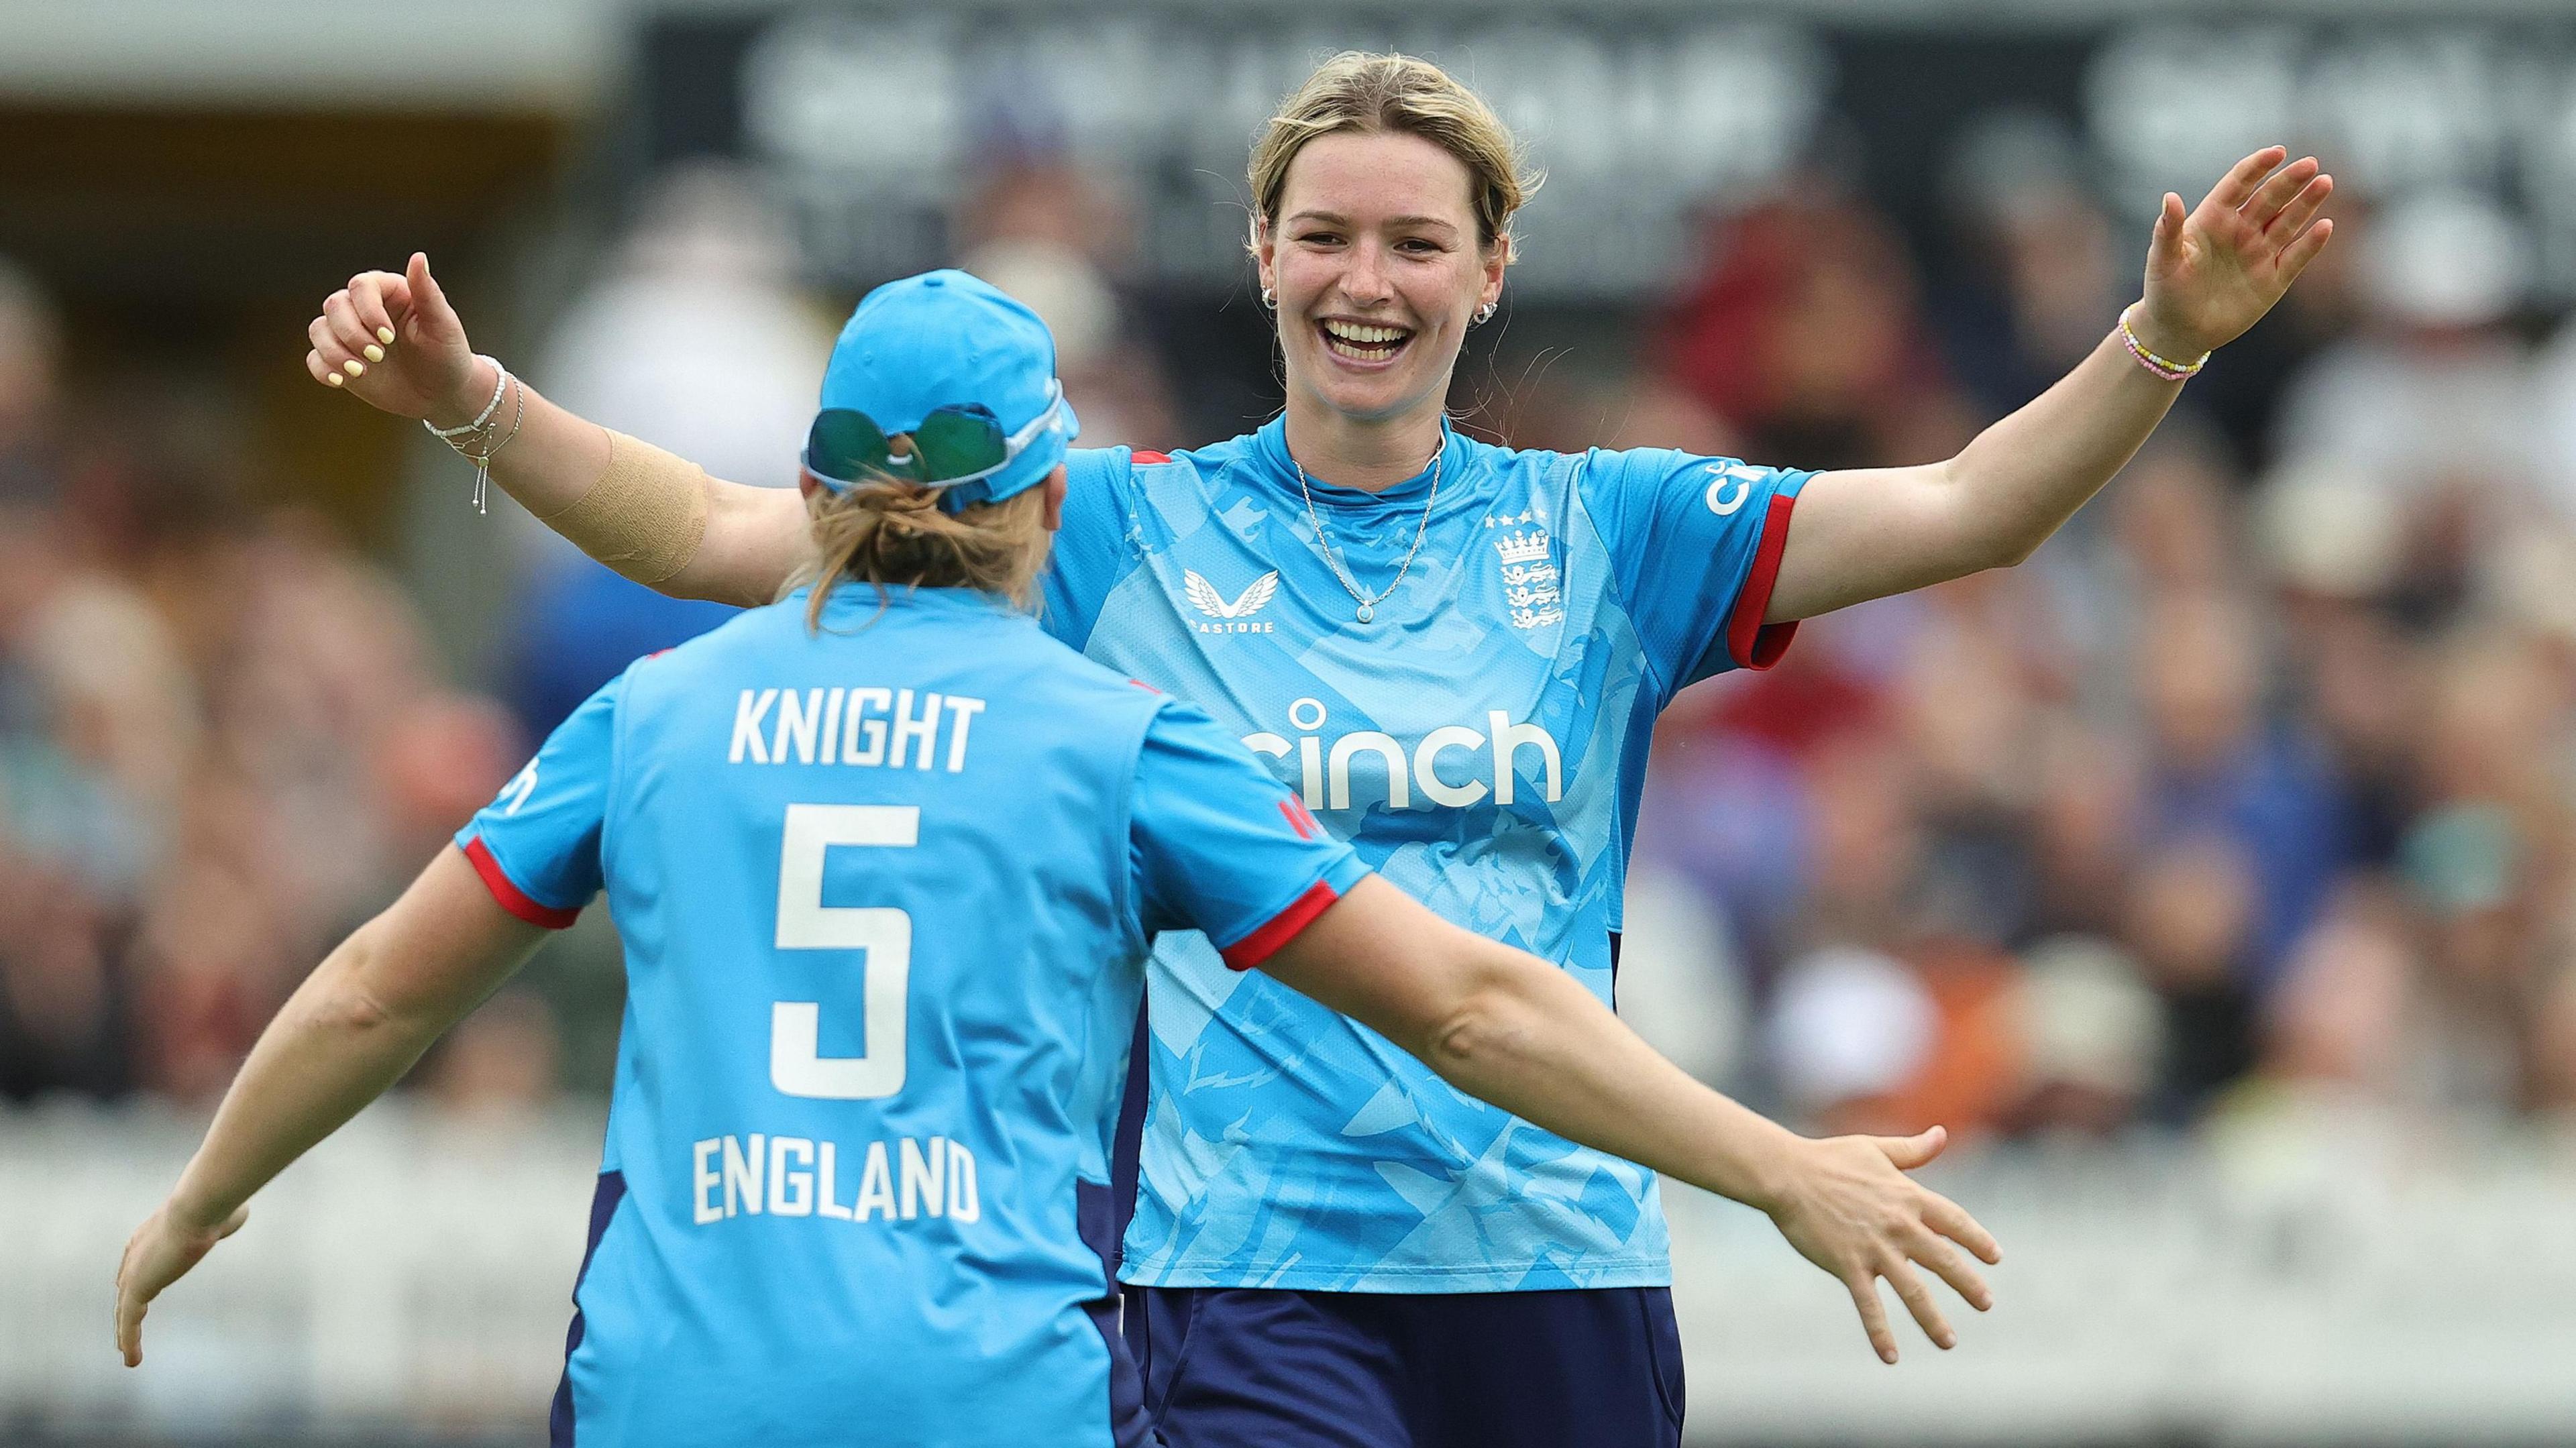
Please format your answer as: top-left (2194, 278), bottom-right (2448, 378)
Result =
top-left (1723, 492), bottom-right (1801, 671)
top-left (1131, 450), bottom-right (1172, 465)
top-left (1220, 879), bottom-right (1342, 971)
top-left (462, 836), bottom-right (582, 930)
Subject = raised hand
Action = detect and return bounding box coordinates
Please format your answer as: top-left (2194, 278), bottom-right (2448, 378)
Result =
top-left (1762, 1124), bottom-right (2002, 1364)
top-left (304, 252), bottom-right (487, 425)
top-left (113, 1199), bottom-right (249, 1368)
top-left (2134, 146), bottom-right (2335, 362)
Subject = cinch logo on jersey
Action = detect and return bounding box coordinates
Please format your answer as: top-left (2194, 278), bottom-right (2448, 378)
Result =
top-left (727, 687), bottom-right (987, 771)
top-left (690, 1131), bottom-right (981, 1226)
top-left (1240, 698), bottom-right (1563, 812)
top-left (1184, 569), bottom-right (1278, 634)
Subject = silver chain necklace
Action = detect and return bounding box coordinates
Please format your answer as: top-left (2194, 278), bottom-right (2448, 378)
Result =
top-left (1292, 432), bottom-right (1445, 624)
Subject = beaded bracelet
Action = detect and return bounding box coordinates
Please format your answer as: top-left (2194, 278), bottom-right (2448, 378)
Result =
top-left (2116, 311), bottom-right (2209, 382)
top-left (422, 355), bottom-right (522, 513)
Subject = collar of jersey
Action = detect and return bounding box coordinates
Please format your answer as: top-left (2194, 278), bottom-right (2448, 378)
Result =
top-left (792, 581), bottom-right (1027, 620)
top-left (1250, 414), bottom-right (1466, 510)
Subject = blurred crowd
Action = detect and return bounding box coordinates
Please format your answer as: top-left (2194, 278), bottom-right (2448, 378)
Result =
top-left (8, 111), bottom-right (2576, 1162)
top-left (0, 256), bottom-right (545, 1111)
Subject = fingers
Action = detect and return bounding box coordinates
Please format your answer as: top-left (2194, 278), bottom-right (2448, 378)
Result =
top-left (115, 1286), bottom-right (144, 1367)
top-left (309, 315), bottom-right (358, 386)
top-left (1910, 1228), bottom-right (1992, 1313)
top-left (407, 251), bottom-right (455, 332)
top-left (307, 349), bottom-right (342, 388)
top-left (1884, 1260), bottom-right (1956, 1351)
top-left (2265, 174), bottom-right (2334, 246)
top-left (1926, 1192), bottom-right (2003, 1266)
top-left (1876, 1124), bottom-right (1947, 1172)
top-left (2202, 145), bottom-right (2288, 213)
top-left (2278, 218), bottom-right (2334, 286)
top-left (1845, 1274), bottom-right (1899, 1365)
top-left (346, 272), bottom-right (406, 353)
top-left (2241, 155), bottom-right (2320, 227)
top-left (319, 294), bottom-right (372, 378)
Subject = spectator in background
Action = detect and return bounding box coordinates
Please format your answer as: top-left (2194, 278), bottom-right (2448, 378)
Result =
top-left (2269, 189), bottom-right (2543, 630)
top-left (1654, 180), bottom-right (1976, 472)
top-left (508, 162), bottom-right (830, 736)
top-left (954, 146), bottom-right (1178, 452)
top-left (1934, 111), bottom-right (2130, 421)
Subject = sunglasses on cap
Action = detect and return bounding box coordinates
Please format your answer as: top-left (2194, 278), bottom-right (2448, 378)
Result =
top-left (801, 382), bottom-right (1067, 503)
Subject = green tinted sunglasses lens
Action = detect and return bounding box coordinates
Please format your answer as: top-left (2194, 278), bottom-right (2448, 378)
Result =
top-left (909, 404), bottom-right (1008, 482)
top-left (808, 408), bottom-right (896, 484)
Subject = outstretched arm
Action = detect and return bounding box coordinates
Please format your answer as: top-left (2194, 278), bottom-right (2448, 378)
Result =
top-left (1263, 875), bottom-right (2002, 1364)
top-left (1764, 146), bottom-right (2334, 622)
top-left (113, 847), bottom-right (549, 1366)
top-left (305, 252), bottom-right (809, 606)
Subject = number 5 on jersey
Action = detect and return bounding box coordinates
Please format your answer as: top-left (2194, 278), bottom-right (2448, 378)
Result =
top-left (772, 804), bottom-right (913, 1099)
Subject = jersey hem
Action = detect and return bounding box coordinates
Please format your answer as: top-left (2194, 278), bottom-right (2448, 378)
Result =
top-left (1118, 1256), bottom-right (1675, 1292)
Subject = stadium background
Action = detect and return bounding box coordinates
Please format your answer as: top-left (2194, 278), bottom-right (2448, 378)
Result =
top-left (4, 0), bottom-right (2575, 1441)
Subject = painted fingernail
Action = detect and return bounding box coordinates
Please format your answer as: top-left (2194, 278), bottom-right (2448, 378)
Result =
top-left (324, 372), bottom-right (344, 387)
top-left (362, 344), bottom-right (384, 363)
top-left (343, 359), bottom-right (364, 378)
top-left (376, 327), bottom-right (396, 345)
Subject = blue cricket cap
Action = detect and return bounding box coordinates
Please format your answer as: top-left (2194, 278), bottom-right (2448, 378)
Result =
top-left (815, 268), bottom-right (1080, 510)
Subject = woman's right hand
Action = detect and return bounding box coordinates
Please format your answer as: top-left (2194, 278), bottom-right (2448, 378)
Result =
top-left (1760, 1125), bottom-right (2002, 1363)
top-left (303, 252), bottom-right (490, 427)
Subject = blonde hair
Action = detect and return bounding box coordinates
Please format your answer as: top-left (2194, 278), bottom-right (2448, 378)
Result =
top-left (1248, 52), bottom-right (1540, 256)
top-left (798, 474), bottom-right (1052, 628)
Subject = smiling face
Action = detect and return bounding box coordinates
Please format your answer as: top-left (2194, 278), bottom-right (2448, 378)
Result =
top-left (1258, 129), bottom-right (1507, 431)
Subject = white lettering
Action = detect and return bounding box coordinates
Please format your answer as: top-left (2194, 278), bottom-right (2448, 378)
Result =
top-left (729, 689), bottom-right (778, 764)
top-left (1297, 735), bottom-right (1324, 807)
top-left (1490, 712), bottom-right (1562, 805)
top-left (945, 1138), bottom-right (979, 1223)
top-left (768, 1136), bottom-right (815, 1217)
top-left (890, 689), bottom-right (941, 770)
top-left (843, 687), bottom-right (890, 765)
top-left (1414, 726), bottom-right (1490, 807)
top-left (941, 696), bottom-right (983, 773)
top-left (773, 688), bottom-right (823, 764)
top-left (693, 1138), bottom-right (722, 1225)
top-left (1328, 731), bottom-right (1410, 810)
top-left (723, 1133), bottom-right (767, 1218)
top-left (1242, 732), bottom-right (1291, 765)
top-left (900, 1136), bottom-right (945, 1220)
top-left (855, 1140), bottom-right (898, 1222)
top-left (815, 1139), bottom-right (853, 1220)
top-left (820, 687), bottom-right (845, 762)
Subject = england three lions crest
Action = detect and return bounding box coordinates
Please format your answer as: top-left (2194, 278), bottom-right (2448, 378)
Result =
top-left (1488, 517), bottom-right (1564, 630)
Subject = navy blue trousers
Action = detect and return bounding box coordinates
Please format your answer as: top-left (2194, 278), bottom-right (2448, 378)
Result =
top-left (1124, 1283), bottom-right (1686, 1448)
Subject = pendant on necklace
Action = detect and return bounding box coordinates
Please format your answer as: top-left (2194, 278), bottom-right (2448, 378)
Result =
top-left (1356, 602), bottom-right (1375, 624)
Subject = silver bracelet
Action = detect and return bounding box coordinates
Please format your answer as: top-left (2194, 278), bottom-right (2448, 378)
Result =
top-left (424, 355), bottom-right (508, 440)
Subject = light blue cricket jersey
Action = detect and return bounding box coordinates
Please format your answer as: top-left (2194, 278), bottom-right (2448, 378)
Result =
top-left (457, 583), bottom-right (1366, 1448)
top-left (1043, 416), bottom-right (1809, 1293)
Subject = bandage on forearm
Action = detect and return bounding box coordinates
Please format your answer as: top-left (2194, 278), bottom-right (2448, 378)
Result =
top-left (531, 429), bottom-right (712, 587)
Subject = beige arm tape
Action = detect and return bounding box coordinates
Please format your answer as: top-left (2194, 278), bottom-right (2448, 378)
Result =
top-left (529, 429), bottom-right (712, 587)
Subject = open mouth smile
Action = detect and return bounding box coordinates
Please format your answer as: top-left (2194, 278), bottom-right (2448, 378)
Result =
top-left (1318, 318), bottom-right (1415, 366)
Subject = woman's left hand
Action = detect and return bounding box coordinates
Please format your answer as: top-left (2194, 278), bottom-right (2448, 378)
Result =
top-left (2134, 146), bottom-right (2335, 362)
top-left (113, 1199), bottom-right (247, 1367)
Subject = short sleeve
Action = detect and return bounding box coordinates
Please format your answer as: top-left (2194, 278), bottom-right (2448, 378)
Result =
top-left (1128, 700), bottom-right (1371, 970)
top-left (453, 673), bottom-right (623, 928)
top-left (1576, 448), bottom-right (1813, 700)
top-left (1038, 447), bottom-right (1142, 651)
